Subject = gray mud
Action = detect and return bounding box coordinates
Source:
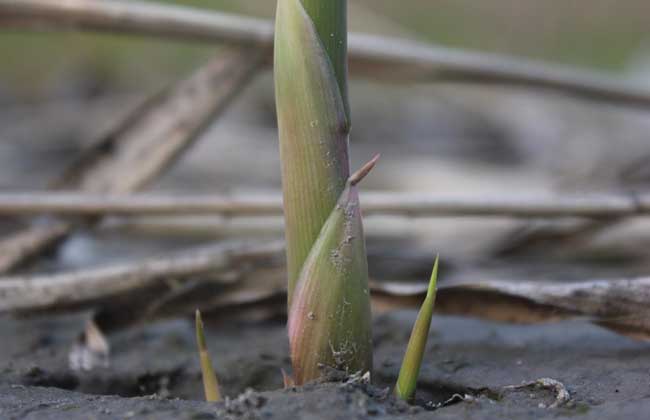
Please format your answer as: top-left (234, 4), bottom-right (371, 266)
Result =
top-left (2, 312), bottom-right (649, 419)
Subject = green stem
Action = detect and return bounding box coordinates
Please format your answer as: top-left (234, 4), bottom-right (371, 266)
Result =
top-left (276, 0), bottom-right (352, 304)
top-left (276, 0), bottom-right (373, 383)
top-left (300, 0), bottom-right (350, 124)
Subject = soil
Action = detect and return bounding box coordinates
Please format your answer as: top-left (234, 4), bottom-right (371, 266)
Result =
top-left (1, 311), bottom-right (649, 420)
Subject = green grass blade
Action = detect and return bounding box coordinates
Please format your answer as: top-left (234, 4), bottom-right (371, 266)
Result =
top-left (195, 310), bottom-right (222, 402)
top-left (395, 256), bottom-right (439, 401)
top-left (274, 0), bottom-right (351, 305)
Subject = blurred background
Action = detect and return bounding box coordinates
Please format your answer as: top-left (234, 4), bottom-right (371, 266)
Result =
top-left (3, 0), bottom-right (650, 278)
top-left (4, 0), bottom-right (650, 95)
top-left (3, 0), bottom-right (650, 408)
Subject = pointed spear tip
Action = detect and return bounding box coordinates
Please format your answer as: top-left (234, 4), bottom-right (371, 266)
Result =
top-left (427, 255), bottom-right (439, 299)
top-left (394, 254), bottom-right (440, 401)
top-left (350, 153), bottom-right (381, 186)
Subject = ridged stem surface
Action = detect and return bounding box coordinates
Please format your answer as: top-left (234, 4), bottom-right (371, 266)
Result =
top-left (275, 0), bottom-right (351, 304)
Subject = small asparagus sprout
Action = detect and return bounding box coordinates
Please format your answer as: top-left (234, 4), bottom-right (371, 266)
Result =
top-left (394, 256), bottom-right (439, 401)
top-left (276, 0), bottom-right (374, 385)
top-left (195, 310), bottom-right (222, 402)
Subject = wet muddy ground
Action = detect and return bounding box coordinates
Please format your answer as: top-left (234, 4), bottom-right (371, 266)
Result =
top-left (1, 311), bottom-right (648, 419)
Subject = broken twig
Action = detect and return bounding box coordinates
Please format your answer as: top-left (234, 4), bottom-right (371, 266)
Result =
top-left (0, 241), bottom-right (283, 313)
top-left (0, 46), bottom-right (265, 273)
top-left (3, 239), bottom-right (650, 343)
top-left (0, 190), bottom-right (648, 218)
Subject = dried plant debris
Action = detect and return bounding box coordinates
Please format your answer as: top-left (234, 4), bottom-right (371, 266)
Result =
top-left (5, 0), bottom-right (650, 109)
top-left (68, 320), bottom-right (110, 371)
top-left (0, 46), bottom-right (265, 274)
top-left (4, 251), bottom-right (650, 342)
top-left (503, 378), bottom-right (571, 408)
top-left (0, 241), bottom-right (283, 314)
top-left (373, 276), bottom-right (650, 341)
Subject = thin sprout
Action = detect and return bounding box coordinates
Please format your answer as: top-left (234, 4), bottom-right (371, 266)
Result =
top-left (195, 310), bottom-right (222, 402)
top-left (395, 256), bottom-right (439, 401)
